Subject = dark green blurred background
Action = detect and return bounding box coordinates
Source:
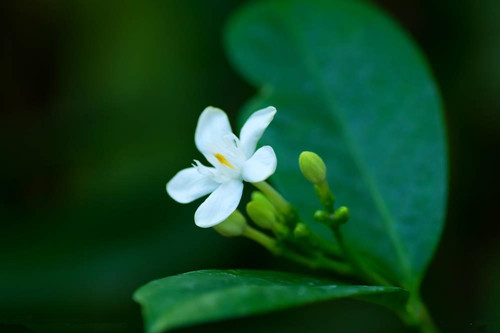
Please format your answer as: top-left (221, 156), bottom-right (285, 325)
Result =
top-left (1, 0), bottom-right (499, 332)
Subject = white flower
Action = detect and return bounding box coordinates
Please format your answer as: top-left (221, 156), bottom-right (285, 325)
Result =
top-left (166, 106), bottom-right (277, 228)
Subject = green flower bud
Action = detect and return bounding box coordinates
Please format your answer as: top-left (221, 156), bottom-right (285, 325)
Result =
top-left (246, 201), bottom-right (276, 230)
top-left (251, 191), bottom-right (278, 215)
top-left (314, 210), bottom-right (330, 223)
top-left (213, 210), bottom-right (247, 237)
top-left (293, 222), bottom-right (310, 238)
top-left (299, 151), bottom-right (327, 184)
top-left (333, 206), bottom-right (349, 225)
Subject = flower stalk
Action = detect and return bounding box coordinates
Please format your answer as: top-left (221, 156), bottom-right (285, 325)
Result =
top-left (252, 181), bottom-right (295, 221)
top-left (241, 226), bottom-right (280, 255)
top-left (293, 223), bottom-right (341, 257)
top-left (315, 182), bottom-right (335, 213)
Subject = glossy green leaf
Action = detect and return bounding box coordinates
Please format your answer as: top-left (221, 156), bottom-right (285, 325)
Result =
top-left (226, 0), bottom-right (447, 290)
top-left (133, 270), bottom-right (407, 333)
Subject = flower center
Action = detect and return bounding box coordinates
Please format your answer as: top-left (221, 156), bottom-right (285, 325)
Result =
top-left (214, 153), bottom-right (235, 169)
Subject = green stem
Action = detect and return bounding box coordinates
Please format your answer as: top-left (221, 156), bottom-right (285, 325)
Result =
top-left (315, 181), bottom-right (335, 212)
top-left (253, 181), bottom-right (292, 217)
top-left (406, 294), bottom-right (440, 333)
top-left (281, 248), bottom-right (354, 276)
top-left (242, 226), bottom-right (279, 254)
top-left (243, 226), bottom-right (353, 276)
top-left (272, 221), bottom-right (290, 237)
top-left (314, 254), bottom-right (354, 276)
top-left (303, 226), bottom-right (342, 257)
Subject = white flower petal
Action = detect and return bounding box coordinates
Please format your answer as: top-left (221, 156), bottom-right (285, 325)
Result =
top-left (194, 180), bottom-right (243, 228)
top-left (239, 106), bottom-right (276, 158)
top-left (241, 146), bottom-right (277, 183)
top-left (192, 160), bottom-right (217, 178)
top-left (166, 167), bottom-right (219, 204)
top-left (195, 106), bottom-right (233, 156)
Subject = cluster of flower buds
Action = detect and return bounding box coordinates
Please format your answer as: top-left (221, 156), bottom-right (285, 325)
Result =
top-left (212, 150), bottom-right (354, 277)
top-left (165, 106), bottom-right (372, 282)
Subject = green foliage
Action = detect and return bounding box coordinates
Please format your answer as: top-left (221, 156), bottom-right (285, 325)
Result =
top-left (133, 270), bottom-right (407, 333)
top-left (134, 0), bottom-right (448, 331)
top-left (227, 0), bottom-right (447, 290)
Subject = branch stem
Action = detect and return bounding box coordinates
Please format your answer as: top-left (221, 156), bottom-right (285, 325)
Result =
top-left (406, 294), bottom-right (440, 333)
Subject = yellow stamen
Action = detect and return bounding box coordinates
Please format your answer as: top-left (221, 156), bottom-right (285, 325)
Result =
top-left (214, 153), bottom-right (235, 169)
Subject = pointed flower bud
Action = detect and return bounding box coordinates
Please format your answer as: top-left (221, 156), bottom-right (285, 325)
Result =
top-left (299, 151), bottom-right (327, 184)
top-left (246, 200), bottom-right (276, 230)
top-left (213, 210), bottom-right (247, 237)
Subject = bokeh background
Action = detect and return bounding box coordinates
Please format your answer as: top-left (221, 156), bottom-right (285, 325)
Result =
top-left (1, 0), bottom-right (499, 332)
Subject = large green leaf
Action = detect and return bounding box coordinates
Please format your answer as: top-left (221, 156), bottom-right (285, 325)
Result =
top-left (133, 270), bottom-right (407, 333)
top-left (226, 0), bottom-right (447, 290)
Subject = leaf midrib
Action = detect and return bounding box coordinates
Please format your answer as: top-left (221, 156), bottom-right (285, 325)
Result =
top-left (279, 6), bottom-right (414, 288)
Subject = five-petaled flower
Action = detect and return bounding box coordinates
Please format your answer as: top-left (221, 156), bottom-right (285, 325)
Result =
top-left (167, 106), bottom-right (277, 228)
